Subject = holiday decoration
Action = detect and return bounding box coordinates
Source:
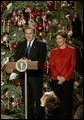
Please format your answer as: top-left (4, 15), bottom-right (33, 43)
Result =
top-left (9, 72), bottom-right (18, 80)
top-left (74, 81), bottom-right (80, 89)
top-left (47, 1), bottom-right (55, 11)
top-left (11, 42), bottom-right (18, 51)
top-left (1, 1), bottom-right (8, 12)
top-left (5, 68), bottom-right (13, 74)
top-left (31, 10), bottom-right (42, 18)
top-left (36, 24), bottom-right (44, 32)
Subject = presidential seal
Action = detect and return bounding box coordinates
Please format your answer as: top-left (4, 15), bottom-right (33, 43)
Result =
top-left (15, 59), bottom-right (28, 72)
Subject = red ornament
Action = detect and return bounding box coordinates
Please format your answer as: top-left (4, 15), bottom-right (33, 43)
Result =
top-left (37, 24), bottom-right (44, 32)
top-left (31, 10), bottom-right (41, 18)
top-left (11, 42), bottom-right (18, 49)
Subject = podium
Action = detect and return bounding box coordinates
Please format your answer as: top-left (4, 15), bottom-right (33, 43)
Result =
top-left (5, 59), bottom-right (39, 119)
top-left (5, 59), bottom-right (38, 72)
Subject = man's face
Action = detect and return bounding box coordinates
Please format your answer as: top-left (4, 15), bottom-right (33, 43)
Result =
top-left (25, 29), bottom-right (35, 41)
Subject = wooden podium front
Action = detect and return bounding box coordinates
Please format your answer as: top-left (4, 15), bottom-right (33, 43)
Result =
top-left (5, 59), bottom-right (38, 73)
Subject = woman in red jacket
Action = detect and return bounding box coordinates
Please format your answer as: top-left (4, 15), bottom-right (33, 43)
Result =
top-left (49, 31), bottom-right (76, 119)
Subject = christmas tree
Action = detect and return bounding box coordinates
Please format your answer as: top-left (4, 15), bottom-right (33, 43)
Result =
top-left (1, 1), bottom-right (83, 119)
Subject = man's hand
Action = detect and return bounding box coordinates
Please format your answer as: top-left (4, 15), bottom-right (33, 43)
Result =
top-left (21, 57), bottom-right (31, 61)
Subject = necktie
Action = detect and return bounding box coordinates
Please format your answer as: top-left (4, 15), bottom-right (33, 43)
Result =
top-left (23, 41), bottom-right (31, 57)
top-left (27, 41), bottom-right (31, 56)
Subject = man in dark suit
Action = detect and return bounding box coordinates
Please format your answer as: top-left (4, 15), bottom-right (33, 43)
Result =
top-left (14, 26), bottom-right (47, 119)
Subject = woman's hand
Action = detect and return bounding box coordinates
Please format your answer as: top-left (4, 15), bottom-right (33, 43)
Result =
top-left (57, 76), bottom-right (65, 84)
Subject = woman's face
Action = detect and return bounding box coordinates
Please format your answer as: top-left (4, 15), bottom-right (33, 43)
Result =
top-left (56, 35), bottom-right (66, 47)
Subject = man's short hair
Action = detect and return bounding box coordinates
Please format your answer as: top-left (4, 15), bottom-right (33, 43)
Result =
top-left (25, 25), bottom-right (36, 34)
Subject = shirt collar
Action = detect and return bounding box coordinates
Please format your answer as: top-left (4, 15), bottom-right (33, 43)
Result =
top-left (27, 37), bottom-right (35, 47)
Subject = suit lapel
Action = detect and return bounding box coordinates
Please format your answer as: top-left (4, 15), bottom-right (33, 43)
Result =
top-left (22, 40), bottom-right (27, 51)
